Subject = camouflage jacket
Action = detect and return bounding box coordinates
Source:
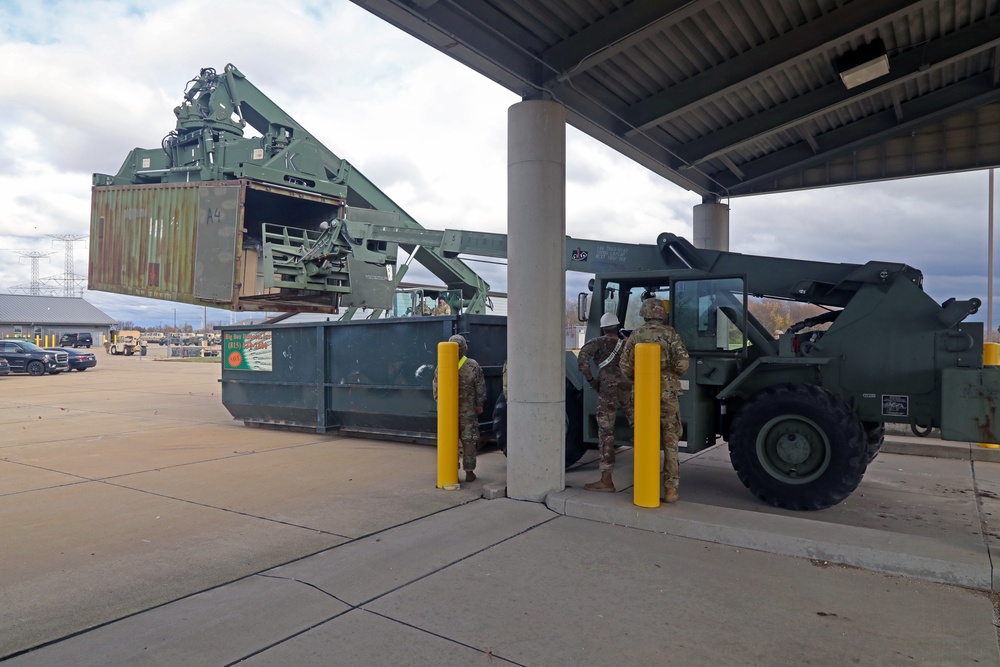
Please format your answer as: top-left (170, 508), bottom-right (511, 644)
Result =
top-left (578, 333), bottom-right (630, 386)
top-left (620, 321), bottom-right (690, 392)
top-left (433, 356), bottom-right (486, 415)
top-left (432, 303), bottom-right (452, 316)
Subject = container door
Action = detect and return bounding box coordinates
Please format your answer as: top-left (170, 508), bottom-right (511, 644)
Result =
top-left (194, 185), bottom-right (240, 302)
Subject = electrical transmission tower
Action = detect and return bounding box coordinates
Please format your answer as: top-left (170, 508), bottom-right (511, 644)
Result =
top-left (47, 234), bottom-right (88, 297)
top-left (10, 251), bottom-right (56, 295)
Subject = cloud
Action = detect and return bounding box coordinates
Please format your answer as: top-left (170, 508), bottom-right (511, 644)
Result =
top-left (730, 170), bottom-right (995, 311)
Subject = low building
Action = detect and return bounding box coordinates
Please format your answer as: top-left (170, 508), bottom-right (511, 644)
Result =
top-left (0, 295), bottom-right (117, 345)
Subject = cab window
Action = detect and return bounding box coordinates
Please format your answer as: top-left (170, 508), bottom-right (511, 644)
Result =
top-left (624, 286), bottom-right (670, 331)
top-left (673, 277), bottom-right (747, 353)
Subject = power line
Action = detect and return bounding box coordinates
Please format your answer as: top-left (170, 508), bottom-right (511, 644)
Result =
top-left (10, 251), bottom-right (56, 295)
top-left (47, 234), bottom-right (88, 297)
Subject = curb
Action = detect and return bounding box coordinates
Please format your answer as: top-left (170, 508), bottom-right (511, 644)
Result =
top-left (881, 438), bottom-right (1000, 463)
top-left (545, 488), bottom-right (993, 591)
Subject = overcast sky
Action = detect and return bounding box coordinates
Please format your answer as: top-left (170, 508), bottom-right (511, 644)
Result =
top-left (1, 0), bottom-right (997, 330)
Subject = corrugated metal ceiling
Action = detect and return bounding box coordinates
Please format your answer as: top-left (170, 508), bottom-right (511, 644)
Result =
top-left (351, 0), bottom-right (1000, 198)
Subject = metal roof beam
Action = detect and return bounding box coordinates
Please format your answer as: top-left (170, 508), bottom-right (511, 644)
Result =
top-left (713, 72), bottom-right (1000, 195)
top-left (622, 0), bottom-right (928, 133)
top-left (549, 83), bottom-right (717, 194)
top-left (677, 14), bottom-right (1000, 166)
top-left (541, 0), bottom-right (705, 82)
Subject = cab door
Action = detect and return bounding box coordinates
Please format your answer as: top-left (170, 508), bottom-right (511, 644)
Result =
top-left (671, 275), bottom-right (750, 452)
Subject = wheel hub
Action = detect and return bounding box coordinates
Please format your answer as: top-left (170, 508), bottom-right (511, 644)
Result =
top-left (756, 415), bottom-right (831, 484)
top-left (776, 433), bottom-right (810, 465)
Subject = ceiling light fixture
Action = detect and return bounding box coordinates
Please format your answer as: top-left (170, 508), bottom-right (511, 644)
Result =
top-left (835, 38), bottom-right (889, 89)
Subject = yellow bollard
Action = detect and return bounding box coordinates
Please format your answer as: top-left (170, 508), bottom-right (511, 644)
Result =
top-left (436, 341), bottom-right (461, 489)
top-left (634, 343), bottom-right (661, 508)
top-left (985, 342), bottom-right (999, 367)
top-left (980, 343), bottom-right (1000, 448)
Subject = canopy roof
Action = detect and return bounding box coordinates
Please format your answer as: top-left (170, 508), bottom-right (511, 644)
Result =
top-left (353, 0), bottom-right (1000, 199)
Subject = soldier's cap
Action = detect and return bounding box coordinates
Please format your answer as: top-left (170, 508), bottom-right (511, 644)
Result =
top-left (639, 297), bottom-right (667, 320)
top-left (448, 334), bottom-right (468, 354)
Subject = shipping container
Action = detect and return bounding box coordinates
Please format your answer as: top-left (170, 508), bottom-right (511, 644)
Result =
top-left (89, 179), bottom-right (349, 313)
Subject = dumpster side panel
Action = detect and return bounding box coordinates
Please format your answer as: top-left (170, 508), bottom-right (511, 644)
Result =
top-left (221, 326), bottom-right (322, 428)
top-left (219, 315), bottom-right (508, 440)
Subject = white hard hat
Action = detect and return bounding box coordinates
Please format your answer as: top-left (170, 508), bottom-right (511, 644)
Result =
top-left (599, 312), bottom-right (620, 328)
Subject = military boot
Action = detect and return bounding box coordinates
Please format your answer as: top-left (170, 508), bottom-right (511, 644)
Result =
top-left (661, 475), bottom-right (679, 503)
top-left (585, 472), bottom-right (616, 492)
top-left (465, 470), bottom-right (476, 482)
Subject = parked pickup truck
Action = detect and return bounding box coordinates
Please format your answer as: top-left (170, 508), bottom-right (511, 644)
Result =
top-left (59, 332), bottom-right (94, 348)
top-left (0, 340), bottom-right (69, 375)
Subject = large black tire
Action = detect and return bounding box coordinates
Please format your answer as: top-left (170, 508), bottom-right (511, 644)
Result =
top-left (492, 379), bottom-right (587, 468)
top-left (564, 380), bottom-right (586, 466)
top-left (729, 384), bottom-right (868, 511)
top-left (493, 392), bottom-right (508, 454)
top-left (26, 361), bottom-right (45, 377)
top-left (863, 421), bottom-right (885, 463)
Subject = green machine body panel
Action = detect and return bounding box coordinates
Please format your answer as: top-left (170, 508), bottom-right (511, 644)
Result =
top-left (940, 368), bottom-right (1000, 442)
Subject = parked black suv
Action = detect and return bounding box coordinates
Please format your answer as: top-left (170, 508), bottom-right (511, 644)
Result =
top-left (59, 333), bottom-right (94, 348)
top-left (0, 340), bottom-right (69, 375)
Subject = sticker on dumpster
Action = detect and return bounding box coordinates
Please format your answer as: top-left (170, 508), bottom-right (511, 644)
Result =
top-left (881, 394), bottom-right (908, 417)
top-left (224, 331), bottom-right (272, 371)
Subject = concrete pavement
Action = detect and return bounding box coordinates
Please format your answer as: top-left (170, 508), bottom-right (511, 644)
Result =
top-left (2, 350), bottom-right (999, 664)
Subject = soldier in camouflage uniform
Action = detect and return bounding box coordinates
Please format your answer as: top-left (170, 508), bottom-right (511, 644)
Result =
top-left (578, 312), bottom-right (634, 492)
top-left (433, 334), bottom-right (486, 482)
top-left (432, 297), bottom-right (452, 316)
top-left (620, 298), bottom-right (690, 503)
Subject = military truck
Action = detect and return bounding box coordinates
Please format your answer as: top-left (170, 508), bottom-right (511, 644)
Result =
top-left (106, 330), bottom-right (143, 355)
top-left (140, 332), bottom-right (165, 345)
top-left (90, 64), bottom-right (1000, 510)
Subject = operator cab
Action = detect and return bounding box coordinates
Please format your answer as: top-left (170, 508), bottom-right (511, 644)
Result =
top-left (584, 275), bottom-right (755, 357)
top-left (393, 287), bottom-right (462, 318)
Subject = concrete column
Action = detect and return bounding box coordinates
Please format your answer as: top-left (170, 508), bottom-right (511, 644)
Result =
top-left (692, 201), bottom-right (730, 251)
top-left (506, 99), bottom-right (566, 501)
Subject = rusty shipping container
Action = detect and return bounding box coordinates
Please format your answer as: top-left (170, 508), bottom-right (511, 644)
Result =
top-left (89, 179), bottom-right (348, 313)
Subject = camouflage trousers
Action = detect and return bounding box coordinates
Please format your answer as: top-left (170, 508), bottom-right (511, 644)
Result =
top-left (459, 412), bottom-right (479, 472)
top-left (661, 392), bottom-right (682, 490)
top-left (596, 388), bottom-right (634, 473)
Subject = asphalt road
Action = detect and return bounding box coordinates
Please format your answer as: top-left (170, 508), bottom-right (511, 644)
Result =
top-left (1, 348), bottom-right (998, 665)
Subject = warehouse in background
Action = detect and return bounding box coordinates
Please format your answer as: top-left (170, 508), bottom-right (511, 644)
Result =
top-left (0, 295), bottom-right (116, 344)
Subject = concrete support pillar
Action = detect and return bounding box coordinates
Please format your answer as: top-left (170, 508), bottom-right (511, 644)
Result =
top-left (692, 201), bottom-right (730, 251)
top-left (506, 99), bottom-right (566, 501)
